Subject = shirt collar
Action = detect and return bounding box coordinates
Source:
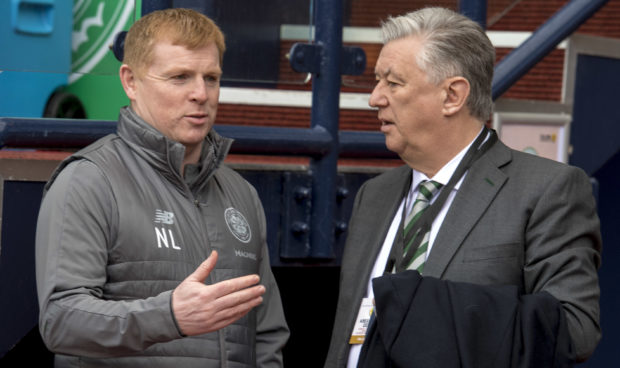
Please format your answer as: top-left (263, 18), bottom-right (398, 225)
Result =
top-left (410, 126), bottom-right (486, 192)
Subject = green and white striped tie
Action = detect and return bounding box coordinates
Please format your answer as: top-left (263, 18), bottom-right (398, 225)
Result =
top-left (403, 180), bottom-right (443, 273)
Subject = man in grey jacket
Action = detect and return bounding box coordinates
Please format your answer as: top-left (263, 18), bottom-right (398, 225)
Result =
top-left (35, 8), bottom-right (289, 367)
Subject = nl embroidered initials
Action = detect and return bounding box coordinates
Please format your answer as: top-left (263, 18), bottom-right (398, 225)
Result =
top-left (154, 209), bottom-right (181, 250)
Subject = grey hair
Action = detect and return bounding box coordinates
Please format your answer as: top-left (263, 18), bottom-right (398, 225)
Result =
top-left (381, 7), bottom-right (495, 121)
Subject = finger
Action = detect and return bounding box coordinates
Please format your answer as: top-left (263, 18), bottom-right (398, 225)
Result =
top-left (208, 295), bottom-right (264, 331)
top-left (186, 250), bottom-right (218, 283)
top-left (212, 274), bottom-right (261, 299)
top-left (215, 284), bottom-right (266, 310)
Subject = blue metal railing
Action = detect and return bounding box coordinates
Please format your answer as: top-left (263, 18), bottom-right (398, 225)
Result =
top-left (492, 0), bottom-right (610, 99)
top-left (306, 0), bottom-right (343, 258)
top-left (460, 0), bottom-right (487, 29)
top-left (0, 118), bottom-right (394, 159)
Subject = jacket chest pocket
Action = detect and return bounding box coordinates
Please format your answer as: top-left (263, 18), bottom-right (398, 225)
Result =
top-left (455, 243), bottom-right (524, 286)
top-left (201, 205), bottom-right (262, 274)
top-left (463, 242), bottom-right (522, 263)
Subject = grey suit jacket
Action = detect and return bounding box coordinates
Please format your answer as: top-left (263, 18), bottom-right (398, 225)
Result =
top-left (324, 139), bottom-right (601, 367)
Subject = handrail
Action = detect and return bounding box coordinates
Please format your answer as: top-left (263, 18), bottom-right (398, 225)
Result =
top-left (0, 117), bottom-right (397, 159)
top-left (492, 0), bottom-right (610, 99)
top-left (0, 118), bottom-right (115, 149)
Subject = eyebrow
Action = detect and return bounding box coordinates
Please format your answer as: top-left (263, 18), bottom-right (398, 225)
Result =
top-left (163, 65), bottom-right (223, 77)
top-left (375, 67), bottom-right (406, 83)
top-left (375, 67), bottom-right (392, 77)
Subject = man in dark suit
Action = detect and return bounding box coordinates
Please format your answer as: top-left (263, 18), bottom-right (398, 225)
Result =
top-left (325, 7), bottom-right (601, 367)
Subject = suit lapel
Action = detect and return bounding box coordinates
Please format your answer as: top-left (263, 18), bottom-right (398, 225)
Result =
top-left (334, 165), bottom-right (410, 366)
top-left (424, 140), bottom-right (511, 278)
top-left (339, 166), bottom-right (409, 310)
top-left (347, 166), bottom-right (411, 278)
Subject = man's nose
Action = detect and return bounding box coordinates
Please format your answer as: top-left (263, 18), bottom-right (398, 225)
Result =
top-left (190, 78), bottom-right (208, 103)
top-left (368, 83), bottom-right (386, 108)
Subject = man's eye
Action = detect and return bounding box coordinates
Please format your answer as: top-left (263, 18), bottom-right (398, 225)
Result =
top-left (375, 78), bottom-right (398, 88)
top-left (173, 74), bottom-right (188, 81)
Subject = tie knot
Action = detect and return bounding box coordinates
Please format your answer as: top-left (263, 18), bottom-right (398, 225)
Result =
top-left (417, 180), bottom-right (442, 201)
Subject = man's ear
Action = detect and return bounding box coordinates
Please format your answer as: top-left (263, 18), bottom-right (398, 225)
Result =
top-left (442, 76), bottom-right (470, 117)
top-left (119, 64), bottom-right (137, 100)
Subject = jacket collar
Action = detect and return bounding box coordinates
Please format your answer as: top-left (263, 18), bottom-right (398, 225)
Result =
top-left (117, 106), bottom-right (233, 183)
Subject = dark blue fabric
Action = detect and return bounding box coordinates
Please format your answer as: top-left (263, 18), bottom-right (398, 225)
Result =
top-left (357, 271), bottom-right (575, 368)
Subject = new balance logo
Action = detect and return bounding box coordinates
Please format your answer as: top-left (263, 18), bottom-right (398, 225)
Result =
top-left (154, 209), bottom-right (174, 225)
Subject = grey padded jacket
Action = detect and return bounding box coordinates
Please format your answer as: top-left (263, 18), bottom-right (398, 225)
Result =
top-left (36, 106), bottom-right (289, 367)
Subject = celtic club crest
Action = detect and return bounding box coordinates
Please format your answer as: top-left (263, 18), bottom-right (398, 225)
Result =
top-left (224, 208), bottom-right (252, 243)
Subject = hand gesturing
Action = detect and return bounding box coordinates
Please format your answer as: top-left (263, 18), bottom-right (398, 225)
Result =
top-left (172, 251), bottom-right (265, 336)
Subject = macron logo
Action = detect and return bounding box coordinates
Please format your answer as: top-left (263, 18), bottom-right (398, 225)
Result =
top-left (154, 209), bottom-right (175, 225)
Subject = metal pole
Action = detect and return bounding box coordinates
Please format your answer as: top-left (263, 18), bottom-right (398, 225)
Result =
top-left (459, 0), bottom-right (487, 29)
top-left (0, 118), bottom-right (396, 158)
top-left (308, 0), bottom-right (342, 258)
top-left (141, 0), bottom-right (172, 16)
top-left (492, 0), bottom-right (610, 99)
top-left (0, 118), bottom-right (116, 148)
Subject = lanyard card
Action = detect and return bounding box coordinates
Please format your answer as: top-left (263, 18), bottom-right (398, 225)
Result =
top-left (349, 297), bottom-right (374, 344)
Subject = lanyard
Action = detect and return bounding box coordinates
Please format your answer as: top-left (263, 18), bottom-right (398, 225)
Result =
top-left (384, 127), bottom-right (498, 274)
